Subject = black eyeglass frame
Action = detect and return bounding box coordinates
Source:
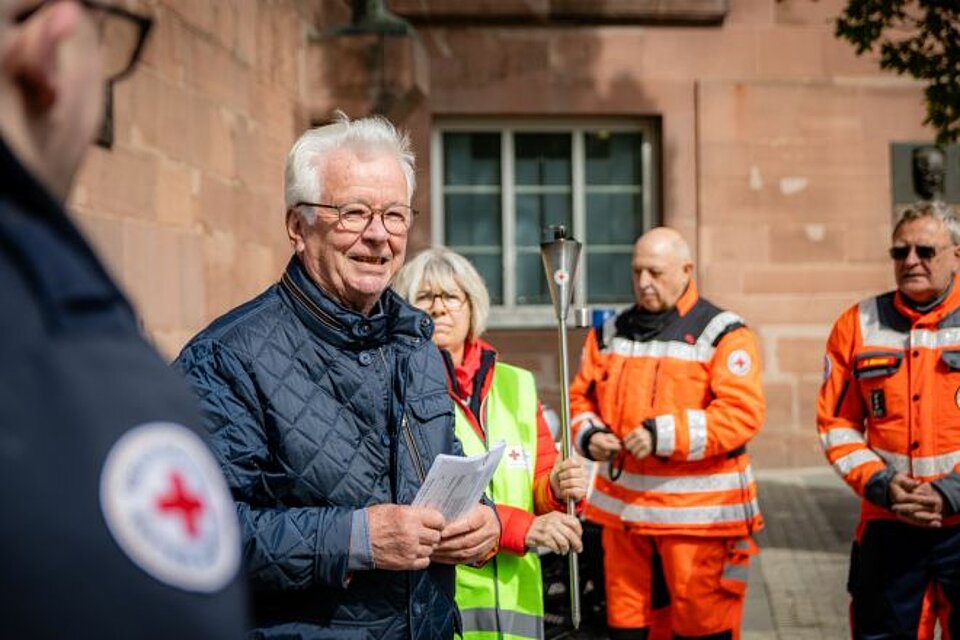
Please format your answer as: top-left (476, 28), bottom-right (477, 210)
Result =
top-left (888, 244), bottom-right (955, 261)
top-left (412, 291), bottom-right (468, 312)
top-left (295, 201), bottom-right (419, 236)
top-left (14, 0), bottom-right (153, 83)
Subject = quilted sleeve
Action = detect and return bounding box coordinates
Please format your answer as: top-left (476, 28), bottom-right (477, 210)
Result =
top-left (174, 340), bottom-right (354, 591)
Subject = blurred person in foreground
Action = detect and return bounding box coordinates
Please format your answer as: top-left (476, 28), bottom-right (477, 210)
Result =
top-left (175, 115), bottom-right (499, 639)
top-left (0, 1), bottom-right (248, 637)
top-left (570, 227), bottom-right (765, 639)
top-left (393, 246), bottom-right (586, 639)
top-left (818, 201), bottom-right (960, 638)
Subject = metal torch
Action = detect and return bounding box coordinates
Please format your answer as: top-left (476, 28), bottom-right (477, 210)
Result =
top-left (539, 225), bottom-right (582, 630)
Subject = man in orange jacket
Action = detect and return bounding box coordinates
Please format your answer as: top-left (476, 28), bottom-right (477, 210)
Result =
top-left (818, 201), bottom-right (960, 638)
top-left (570, 227), bottom-right (765, 640)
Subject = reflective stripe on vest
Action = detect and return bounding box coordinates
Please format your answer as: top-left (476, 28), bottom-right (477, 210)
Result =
top-left (590, 491), bottom-right (761, 526)
top-left (460, 608), bottom-right (544, 640)
top-left (603, 311), bottom-right (745, 363)
top-left (454, 363), bottom-right (544, 639)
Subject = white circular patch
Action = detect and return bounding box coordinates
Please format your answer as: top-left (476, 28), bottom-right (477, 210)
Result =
top-left (100, 422), bottom-right (240, 593)
top-left (955, 386), bottom-right (960, 409)
top-left (553, 269), bottom-right (569, 286)
top-left (823, 354), bottom-right (833, 383)
top-left (727, 349), bottom-right (752, 377)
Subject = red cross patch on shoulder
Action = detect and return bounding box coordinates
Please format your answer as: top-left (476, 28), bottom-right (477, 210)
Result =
top-left (99, 422), bottom-right (240, 593)
top-left (726, 349), bottom-right (752, 377)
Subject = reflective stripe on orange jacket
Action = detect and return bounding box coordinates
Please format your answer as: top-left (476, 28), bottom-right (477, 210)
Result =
top-left (570, 280), bottom-right (765, 537)
top-left (817, 277), bottom-right (960, 527)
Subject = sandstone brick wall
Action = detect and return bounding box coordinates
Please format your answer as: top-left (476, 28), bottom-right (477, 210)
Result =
top-left (69, 0), bottom-right (337, 358)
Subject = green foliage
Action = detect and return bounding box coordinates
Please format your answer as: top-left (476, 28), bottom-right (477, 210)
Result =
top-left (835, 0), bottom-right (960, 144)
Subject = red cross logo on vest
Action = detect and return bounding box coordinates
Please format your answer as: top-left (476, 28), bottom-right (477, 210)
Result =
top-left (156, 472), bottom-right (205, 538)
top-left (508, 449), bottom-right (521, 462)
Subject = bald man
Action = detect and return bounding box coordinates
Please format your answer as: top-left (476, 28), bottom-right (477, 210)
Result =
top-left (570, 227), bottom-right (766, 640)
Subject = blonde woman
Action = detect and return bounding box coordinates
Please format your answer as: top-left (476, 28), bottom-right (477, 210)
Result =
top-left (394, 247), bottom-right (586, 639)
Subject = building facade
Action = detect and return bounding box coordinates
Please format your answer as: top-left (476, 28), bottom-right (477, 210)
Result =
top-left (71, 0), bottom-right (936, 468)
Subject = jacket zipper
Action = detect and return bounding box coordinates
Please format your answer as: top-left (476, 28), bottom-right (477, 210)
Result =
top-left (649, 359), bottom-right (661, 410)
top-left (401, 413), bottom-right (427, 483)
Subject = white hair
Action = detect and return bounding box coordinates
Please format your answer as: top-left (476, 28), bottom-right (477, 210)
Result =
top-left (283, 111), bottom-right (415, 223)
top-left (894, 201), bottom-right (960, 245)
top-left (392, 247), bottom-right (491, 340)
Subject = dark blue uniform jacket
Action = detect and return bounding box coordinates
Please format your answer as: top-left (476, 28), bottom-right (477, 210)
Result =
top-left (175, 257), bottom-right (461, 639)
top-left (0, 137), bottom-right (248, 637)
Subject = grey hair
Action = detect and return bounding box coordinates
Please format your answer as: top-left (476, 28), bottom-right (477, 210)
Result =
top-left (893, 201), bottom-right (960, 245)
top-left (392, 247), bottom-right (490, 340)
top-left (283, 110), bottom-right (415, 223)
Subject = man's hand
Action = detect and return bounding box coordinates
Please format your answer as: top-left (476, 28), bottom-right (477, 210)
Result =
top-left (525, 512), bottom-right (583, 555)
top-left (587, 430), bottom-right (622, 461)
top-left (550, 457), bottom-right (587, 502)
top-left (368, 504), bottom-right (445, 570)
top-left (889, 474), bottom-right (943, 528)
top-left (431, 504), bottom-right (500, 565)
top-left (623, 426), bottom-right (653, 460)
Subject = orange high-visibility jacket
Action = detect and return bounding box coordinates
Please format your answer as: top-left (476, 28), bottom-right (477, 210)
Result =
top-left (570, 281), bottom-right (765, 537)
top-left (817, 277), bottom-right (960, 527)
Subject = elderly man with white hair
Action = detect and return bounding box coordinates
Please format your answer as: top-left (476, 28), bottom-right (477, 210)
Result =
top-left (176, 114), bottom-right (499, 639)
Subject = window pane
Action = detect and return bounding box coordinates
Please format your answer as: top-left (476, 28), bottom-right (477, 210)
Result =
top-left (515, 193), bottom-right (572, 247)
top-left (444, 133), bottom-right (500, 186)
top-left (515, 251), bottom-right (550, 305)
top-left (585, 131), bottom-right (644, 305)
top-left (444, 193), bottom-right (501, 246)
top-left (458, 252), bottom-right (503, 305)
top-left (515, 133), bottom-right (571, 186)
top-left (585, 192), bottom-right (642, 245)
top-left (587, 251), bottom-right (634, 304)
top-left (585, 132), bottom-right (643, 186)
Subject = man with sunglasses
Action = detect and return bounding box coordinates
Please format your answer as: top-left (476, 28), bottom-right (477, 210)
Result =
top-left (818, 201), bottom-right (960, 638)
top-left (175, 115), bottom-right (500, 639)
top-left (0, 1), bottom-right (248, 637)
top-left (569, 227), bottom-right (766, 639)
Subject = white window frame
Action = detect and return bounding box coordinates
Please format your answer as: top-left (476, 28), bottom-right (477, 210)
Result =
top-left (431, 118), bottom-right (660, 329)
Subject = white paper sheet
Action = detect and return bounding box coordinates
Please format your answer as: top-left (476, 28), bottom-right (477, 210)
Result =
top-left (411, 441), bottom-right (506, 523)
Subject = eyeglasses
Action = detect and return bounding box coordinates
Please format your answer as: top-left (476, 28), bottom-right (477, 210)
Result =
top-left (888, 244), bottom-right (954, 261)
top-left (296, 201), bottom-right (417, 236)
top-left (15, 1), bottom-right (153, 83)
top-left (413, 291), bottom-right (467, 311)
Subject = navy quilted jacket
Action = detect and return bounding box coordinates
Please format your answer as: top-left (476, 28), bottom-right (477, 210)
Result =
top-left (175, 257), bottom-right (460, 639)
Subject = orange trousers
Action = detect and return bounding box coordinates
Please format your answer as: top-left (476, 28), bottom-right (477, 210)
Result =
top-left (603, 527), bottom-right (758, 639)
top-left (917, 583), bottom-right (951, 640)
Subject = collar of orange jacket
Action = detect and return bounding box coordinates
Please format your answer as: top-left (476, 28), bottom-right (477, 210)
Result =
top-left (675, 278), bottom-right (699, 316)
top-left (893, 273), bottom-right (960, 326)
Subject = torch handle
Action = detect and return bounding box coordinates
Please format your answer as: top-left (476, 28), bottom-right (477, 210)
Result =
top-left (556, 319), bottom-right (581, 630)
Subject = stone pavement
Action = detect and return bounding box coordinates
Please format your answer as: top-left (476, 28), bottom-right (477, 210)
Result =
top-left (743, 467), bottom-right (859, 640)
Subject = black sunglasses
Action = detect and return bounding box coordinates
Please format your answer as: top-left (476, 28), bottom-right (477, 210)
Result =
top-left (889, 244), bottom-right (951, 261)
top-left (14, 0), bottom-right (152, 83)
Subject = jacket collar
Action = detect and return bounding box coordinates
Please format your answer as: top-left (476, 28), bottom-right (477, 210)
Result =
top-left (675, 278), bottom-right (699, 316)
top-left (0, 135), bottom-right (132, 329)
top-left (894, 274), bottom-right (960, 327)
top-left (279, 256), bottom-right (433, 349)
